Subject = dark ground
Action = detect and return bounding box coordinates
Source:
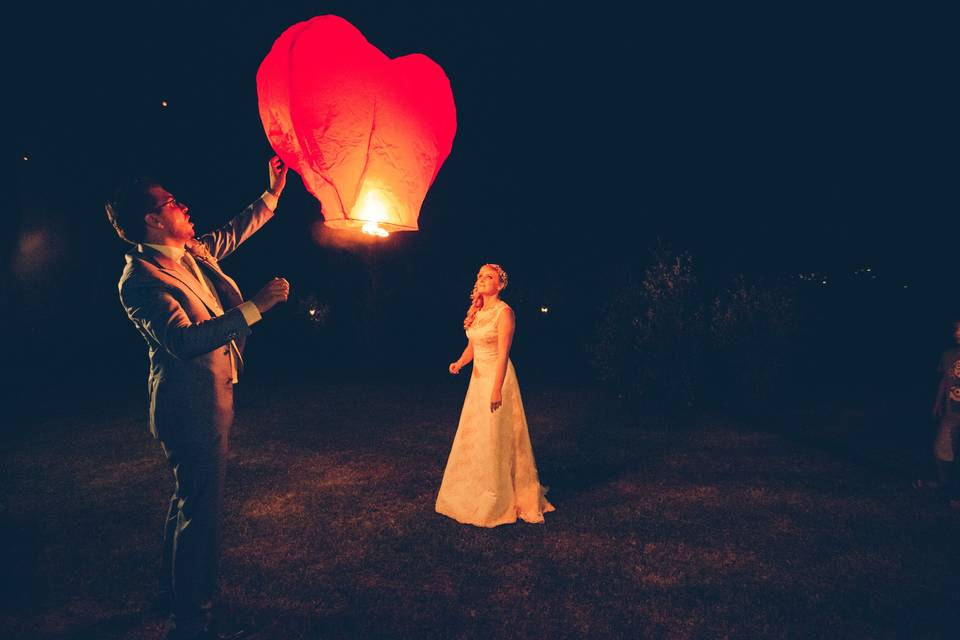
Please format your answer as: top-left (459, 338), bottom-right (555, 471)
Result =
top-left (2, 379), bottom-right (959, 639)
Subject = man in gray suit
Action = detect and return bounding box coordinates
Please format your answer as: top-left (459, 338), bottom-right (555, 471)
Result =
top-left (107, 157), bottom-right (290, 640)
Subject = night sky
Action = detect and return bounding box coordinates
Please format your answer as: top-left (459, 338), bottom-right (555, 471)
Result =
top-left (5, 2), bottom-right (953, 416)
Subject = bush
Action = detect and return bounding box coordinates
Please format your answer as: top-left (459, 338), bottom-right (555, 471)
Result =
top-left (592, 248), bottom-right (706, 409)
top-left (592, 248), bottom-right (800, 414)
top-left (710, 275), bottom-right (801, 409)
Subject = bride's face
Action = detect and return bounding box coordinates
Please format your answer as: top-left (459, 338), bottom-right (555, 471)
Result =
top-left (476, 267), bottom-right (502, 296)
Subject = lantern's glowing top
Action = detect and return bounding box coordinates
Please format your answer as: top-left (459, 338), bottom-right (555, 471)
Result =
top-left (257, 15), bottom-right (457, 236)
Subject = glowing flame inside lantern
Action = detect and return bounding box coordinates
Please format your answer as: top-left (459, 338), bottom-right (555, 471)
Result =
top-left (353, 188), bottom-right (392, 238)
top-left (361, 221), bottom-right (389, 238)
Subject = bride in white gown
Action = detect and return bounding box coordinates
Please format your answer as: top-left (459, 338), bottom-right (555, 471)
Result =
top-left (435, 264), bottom-right (554, 527)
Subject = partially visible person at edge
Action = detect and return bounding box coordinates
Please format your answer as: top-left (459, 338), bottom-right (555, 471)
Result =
top-left (916, 319), bottom-right (960, 509)
top-left (106, 156), bottom-right (290, 640)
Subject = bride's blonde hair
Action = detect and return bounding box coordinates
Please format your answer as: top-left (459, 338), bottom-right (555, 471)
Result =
top-left (463, 264), bottom-right (508, 329)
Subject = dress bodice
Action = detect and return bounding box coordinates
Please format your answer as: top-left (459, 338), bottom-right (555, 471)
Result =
top-left (466, 302), bottom-right (507, 363)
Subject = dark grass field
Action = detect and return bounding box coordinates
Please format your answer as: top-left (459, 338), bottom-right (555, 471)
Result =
top-left (2, 381), bottom-right (959, 639)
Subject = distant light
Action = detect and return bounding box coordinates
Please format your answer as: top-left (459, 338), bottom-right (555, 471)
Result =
top-left (22, 154), bottom-right (29, 161)
top-left (540, 306), bottom-right (549, 314)
top-left (903, 284), bottom-right (909, 289)
top-left (865, 267), bottom-right (872, 272)
top-left (821, 280), bottom-right (828, 285)
top-left (161, 100), bottom-right (169, 108)
top-left (300, 296), bottom-right (329, 327)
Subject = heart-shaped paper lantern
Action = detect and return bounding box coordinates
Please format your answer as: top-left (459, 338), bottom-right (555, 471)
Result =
top-left (257, 15), bottom-right (457, 235)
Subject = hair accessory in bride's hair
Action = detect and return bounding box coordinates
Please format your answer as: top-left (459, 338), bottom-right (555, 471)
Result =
top-left (487, 263), bottom-right (508, 291)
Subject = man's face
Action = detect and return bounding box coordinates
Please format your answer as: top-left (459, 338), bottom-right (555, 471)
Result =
top-left (146, 186), bottom-right (194, 243)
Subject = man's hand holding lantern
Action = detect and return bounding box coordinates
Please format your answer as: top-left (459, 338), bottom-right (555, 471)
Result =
top-left (268, 156), bottom-right (288, 196)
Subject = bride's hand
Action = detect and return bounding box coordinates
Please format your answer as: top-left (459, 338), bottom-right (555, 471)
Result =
top-left (490, 390), bottom-right (502, 413)
top-left (449, 362), bottom-right (461, 375)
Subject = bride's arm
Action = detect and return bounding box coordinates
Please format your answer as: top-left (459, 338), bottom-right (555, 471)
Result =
top-left (490, 306), bottom-right (515, 411)
top-left (449, 342), bottom-right (474, 374)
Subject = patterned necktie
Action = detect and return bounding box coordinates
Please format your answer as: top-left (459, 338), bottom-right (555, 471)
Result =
top-left (181, 251), bottom-right (243, 379)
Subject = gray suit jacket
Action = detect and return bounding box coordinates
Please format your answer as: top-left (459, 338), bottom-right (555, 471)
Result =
top-left (118, 198), bottom-right (275, 442)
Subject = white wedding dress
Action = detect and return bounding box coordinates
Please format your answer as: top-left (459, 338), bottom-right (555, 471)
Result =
top-left (435, 301), bottom-right (554, 527)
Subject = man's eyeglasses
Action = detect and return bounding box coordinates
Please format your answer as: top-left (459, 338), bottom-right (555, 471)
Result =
top-left (148, 197), bottom-right (186, 213)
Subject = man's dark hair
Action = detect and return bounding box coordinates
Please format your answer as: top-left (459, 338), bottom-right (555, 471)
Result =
top-left (105, 178), bottom-right (160, 245)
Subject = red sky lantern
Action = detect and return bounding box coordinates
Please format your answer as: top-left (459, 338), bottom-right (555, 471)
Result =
top-left (257, 15), bottom-right (457, 237)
